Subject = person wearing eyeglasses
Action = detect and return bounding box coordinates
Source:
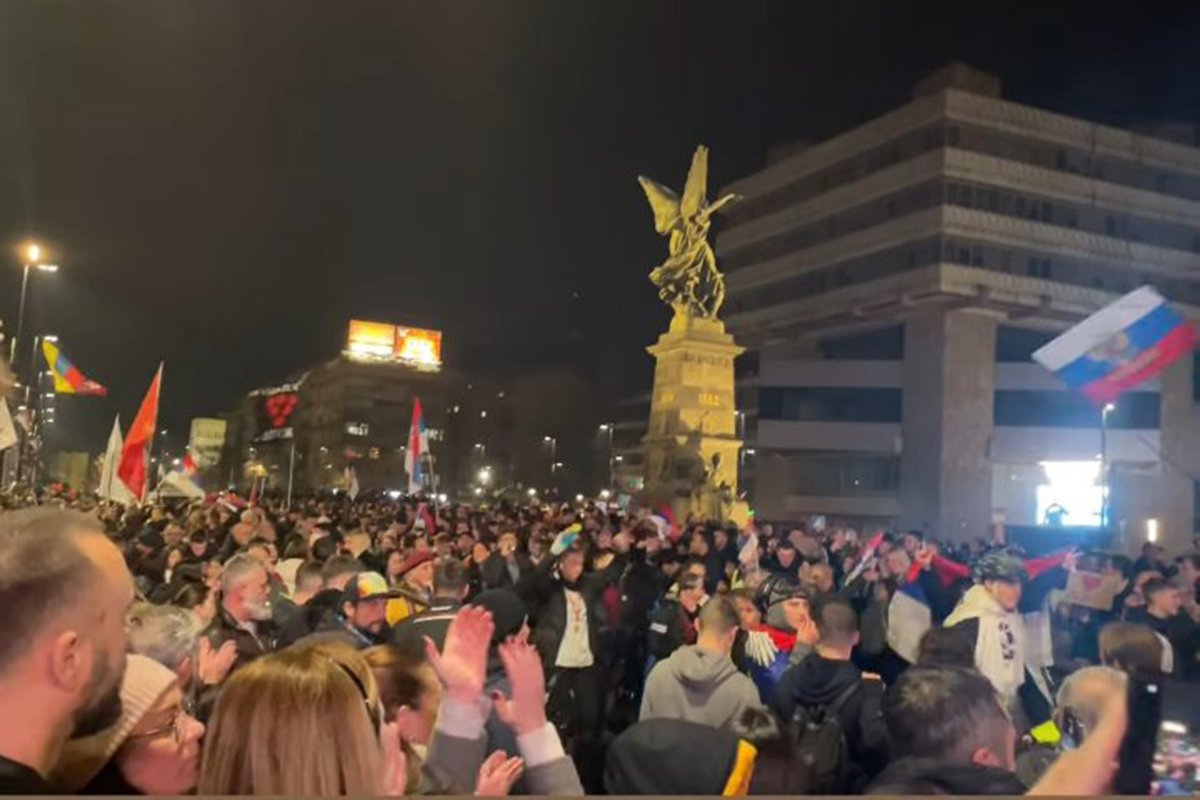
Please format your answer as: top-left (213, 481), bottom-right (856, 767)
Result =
top-left (49, 654), bottom-right (205, 794)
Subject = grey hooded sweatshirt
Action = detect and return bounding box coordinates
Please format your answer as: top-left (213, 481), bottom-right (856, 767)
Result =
top-left (639, 644), bottom-right (764, 728)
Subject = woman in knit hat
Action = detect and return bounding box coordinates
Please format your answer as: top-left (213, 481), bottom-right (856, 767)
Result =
top-left (51, 654), bottom-right (205, 794)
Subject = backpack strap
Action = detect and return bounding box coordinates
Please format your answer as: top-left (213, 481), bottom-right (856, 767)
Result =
top-left (825, 679), bottom-right (864, 717)
top-left (791, 678), bottom-right (863, 727)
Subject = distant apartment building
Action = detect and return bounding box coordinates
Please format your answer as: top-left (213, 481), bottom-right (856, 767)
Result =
top-left (718, 64), bottom-right (1200, 553)
top-left (219, 320), bottom-right (601, 498)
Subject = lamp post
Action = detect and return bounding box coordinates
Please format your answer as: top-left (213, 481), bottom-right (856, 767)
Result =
top-left (9, 244), bottom-right (59, 369)
top-left (1100, 402), bottom-right (1115, 528)
top-left (543, 435), bottom-right (557, 479)
top-left (599, 423), bottom-right (614, 489)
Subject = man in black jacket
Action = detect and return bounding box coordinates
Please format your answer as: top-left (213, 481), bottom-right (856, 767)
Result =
top-left (204, 553), bottom-right (278, 675)
top-left (0, 509), bottom-right (135, 794)
top-left (294, 571), bottom-right (392, 649)
top-left (275, 555), bottom-right (364, 647)
top-left (1126, 577), bottom-right (1199, 677)
top-left (868, 665), bottom-right (1025, 795)
top-left (479, 531), bottom-right (534, 591)
top-left (772, 600), bottom-right (887, 789)
top-left (645, 573), bottom-right (705, 666)
top-left (392, 557), bottom-right (470, 657)
top-left (519, 546), bottom-right (607, 792)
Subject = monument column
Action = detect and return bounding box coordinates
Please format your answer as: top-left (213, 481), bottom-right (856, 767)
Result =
top-left (634, 145), bottom-right (748, 524)
top-left (899, 308), bottom-right (997, 541)
top-left (643, 310), bottom-right (744, 522)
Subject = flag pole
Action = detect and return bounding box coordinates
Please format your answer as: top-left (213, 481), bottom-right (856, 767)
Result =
top-left (286, 440), bottom-right (296, 508)
top-left (428, 449), bottom-right (439, 514)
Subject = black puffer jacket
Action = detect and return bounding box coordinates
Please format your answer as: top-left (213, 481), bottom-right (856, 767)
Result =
top-left (867, 757), bottom-right (1028, 795)
top-left (771, 652), bottom-right (888, 785)
top-left (517, 558), bottom-right (606, 670)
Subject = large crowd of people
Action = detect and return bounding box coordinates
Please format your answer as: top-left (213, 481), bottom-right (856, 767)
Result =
top-left (0, 485), bottom-right (1197, 795)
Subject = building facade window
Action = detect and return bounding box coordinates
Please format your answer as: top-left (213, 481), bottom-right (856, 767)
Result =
top-left (995, 326), bottom-right (1056, 362)
top-left (759, 386), bottom-right (902, 423)
top-left (993, 390), bottom-right (1160, 429)
top-left (818, 325), bottom-right (905, 360)
top-left (790, 454), bottom-right (900, 496)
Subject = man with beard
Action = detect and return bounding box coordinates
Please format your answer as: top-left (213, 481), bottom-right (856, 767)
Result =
top-left (0, 508), bottom-right (134, 793)
top-left (204, 554), bottom-right (277, 677)
top-left (298, 572), bottom-right (392, 649)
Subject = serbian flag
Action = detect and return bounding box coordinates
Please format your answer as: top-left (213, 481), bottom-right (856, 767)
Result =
top-left (159, 451), bottom-right (204, 500)
top-left (655, 503), bottom-right (682, 541)
top-left (117, 364), bottom-right (162, 501)
top-left (42, 340), bottom-right (106, 396)
top-left (887, 581), bottom-right (932, 664)
top-left (1033, 287), bottom-right (1196, 404)
top-left (416, 502), bottom-right (437, 532)
top-left (843, 531), bottom-right (886, 585)
top-left (405, 397), bottom-right (429, 494)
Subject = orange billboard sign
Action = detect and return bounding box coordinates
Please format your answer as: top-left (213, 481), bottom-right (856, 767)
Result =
top-left (346, 320), bottom-right (442, 369)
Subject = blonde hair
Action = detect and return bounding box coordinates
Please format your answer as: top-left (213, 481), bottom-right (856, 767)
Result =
top-left (199, 644), bottom-right (383, 795)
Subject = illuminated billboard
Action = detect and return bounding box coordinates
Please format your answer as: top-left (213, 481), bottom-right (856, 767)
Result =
top-left (346, 320), bottom-right (442, 370)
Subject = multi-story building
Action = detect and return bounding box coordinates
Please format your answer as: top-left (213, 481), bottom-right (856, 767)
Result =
top-left (718, 63), bottom-right (1200, 554)
top-left (221, 321), bottom-right (460, 495)
top-left (219, 321), bottom-right (603, 499)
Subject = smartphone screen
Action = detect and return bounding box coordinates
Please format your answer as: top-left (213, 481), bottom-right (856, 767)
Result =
top-left (1118, 675), bottom-right (1200, 795)
top-left (1151, 678), bottom-right (1200, 795)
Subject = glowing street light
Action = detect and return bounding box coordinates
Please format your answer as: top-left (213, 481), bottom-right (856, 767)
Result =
top-left (527, 487), bottom-right (537, 497)
top-left (10, 242), bottom-right (60, 366)
top-left (477, 466), bottom-right (492, 485)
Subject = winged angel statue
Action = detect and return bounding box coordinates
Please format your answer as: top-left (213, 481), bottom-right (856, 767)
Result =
top-left (638, 146), bottom-right (741, 319)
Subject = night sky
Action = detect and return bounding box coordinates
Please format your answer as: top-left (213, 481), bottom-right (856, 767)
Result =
top-left (4, 0), bottom-right (1200, 452)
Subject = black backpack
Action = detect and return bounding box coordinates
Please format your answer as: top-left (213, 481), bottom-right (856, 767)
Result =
top-left (788, 680), bottom-right (862, 794)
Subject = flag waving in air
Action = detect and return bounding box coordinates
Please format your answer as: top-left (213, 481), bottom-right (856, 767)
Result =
top-left (1033, 287), bottom-right (1196, 404)
top-left (405, 397), bottom-right (429, 494)
top-left (117, 364), bottom-right (162, 501)
top-left (159, 451), bottom-right (204, 500)
top-left (42, 340), bottom-right (107, 396)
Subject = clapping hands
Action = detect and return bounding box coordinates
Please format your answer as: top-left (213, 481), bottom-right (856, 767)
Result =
top-left (425, 606), bottom-right (495, 704)
top-left (492, 635), bottom-right (548, 736)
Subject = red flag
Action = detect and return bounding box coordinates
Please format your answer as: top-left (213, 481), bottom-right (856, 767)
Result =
top-left (117, 364), bottom-right (162, 501)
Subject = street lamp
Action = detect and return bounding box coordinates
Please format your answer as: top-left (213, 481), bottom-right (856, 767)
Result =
top-left (599, 422), bottom-right (615, 489)
top-left (477, 466), bottom-right (492, 485)
top-left (1100, 402), bottom-right (1116, 528)
top-left (10, 243), bottom-right (60, 367)
top-left (474, 442), bottom-right (487, 460)
top-left (543, 435), bottom-right (557, 478)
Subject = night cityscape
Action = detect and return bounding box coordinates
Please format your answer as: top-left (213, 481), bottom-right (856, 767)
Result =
top-left (2, 3), bottom-right (1200, 796)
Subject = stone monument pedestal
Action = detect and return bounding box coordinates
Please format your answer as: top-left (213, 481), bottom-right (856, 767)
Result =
top-left (642, 308), bottom-right (748, 525)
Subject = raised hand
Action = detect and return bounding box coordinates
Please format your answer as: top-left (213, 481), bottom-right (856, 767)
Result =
top-left (1063, 548), bottom-right (1081, 573)
top-left (474, 750), bottom-right (525, 796)
top-left (425, 606), bottom-right (495, 703)
top-left (794, 614), bottom-right (820, 648)
top-left (380, 721), bottom-right (409, 795)
top-left (492, 636), bottom-right (547, 735)
top-left (197, 638), bottom-right (238, 686)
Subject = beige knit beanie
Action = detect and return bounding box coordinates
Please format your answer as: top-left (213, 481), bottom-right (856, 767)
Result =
top-left (49, 654), bottom-right (178, 792)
